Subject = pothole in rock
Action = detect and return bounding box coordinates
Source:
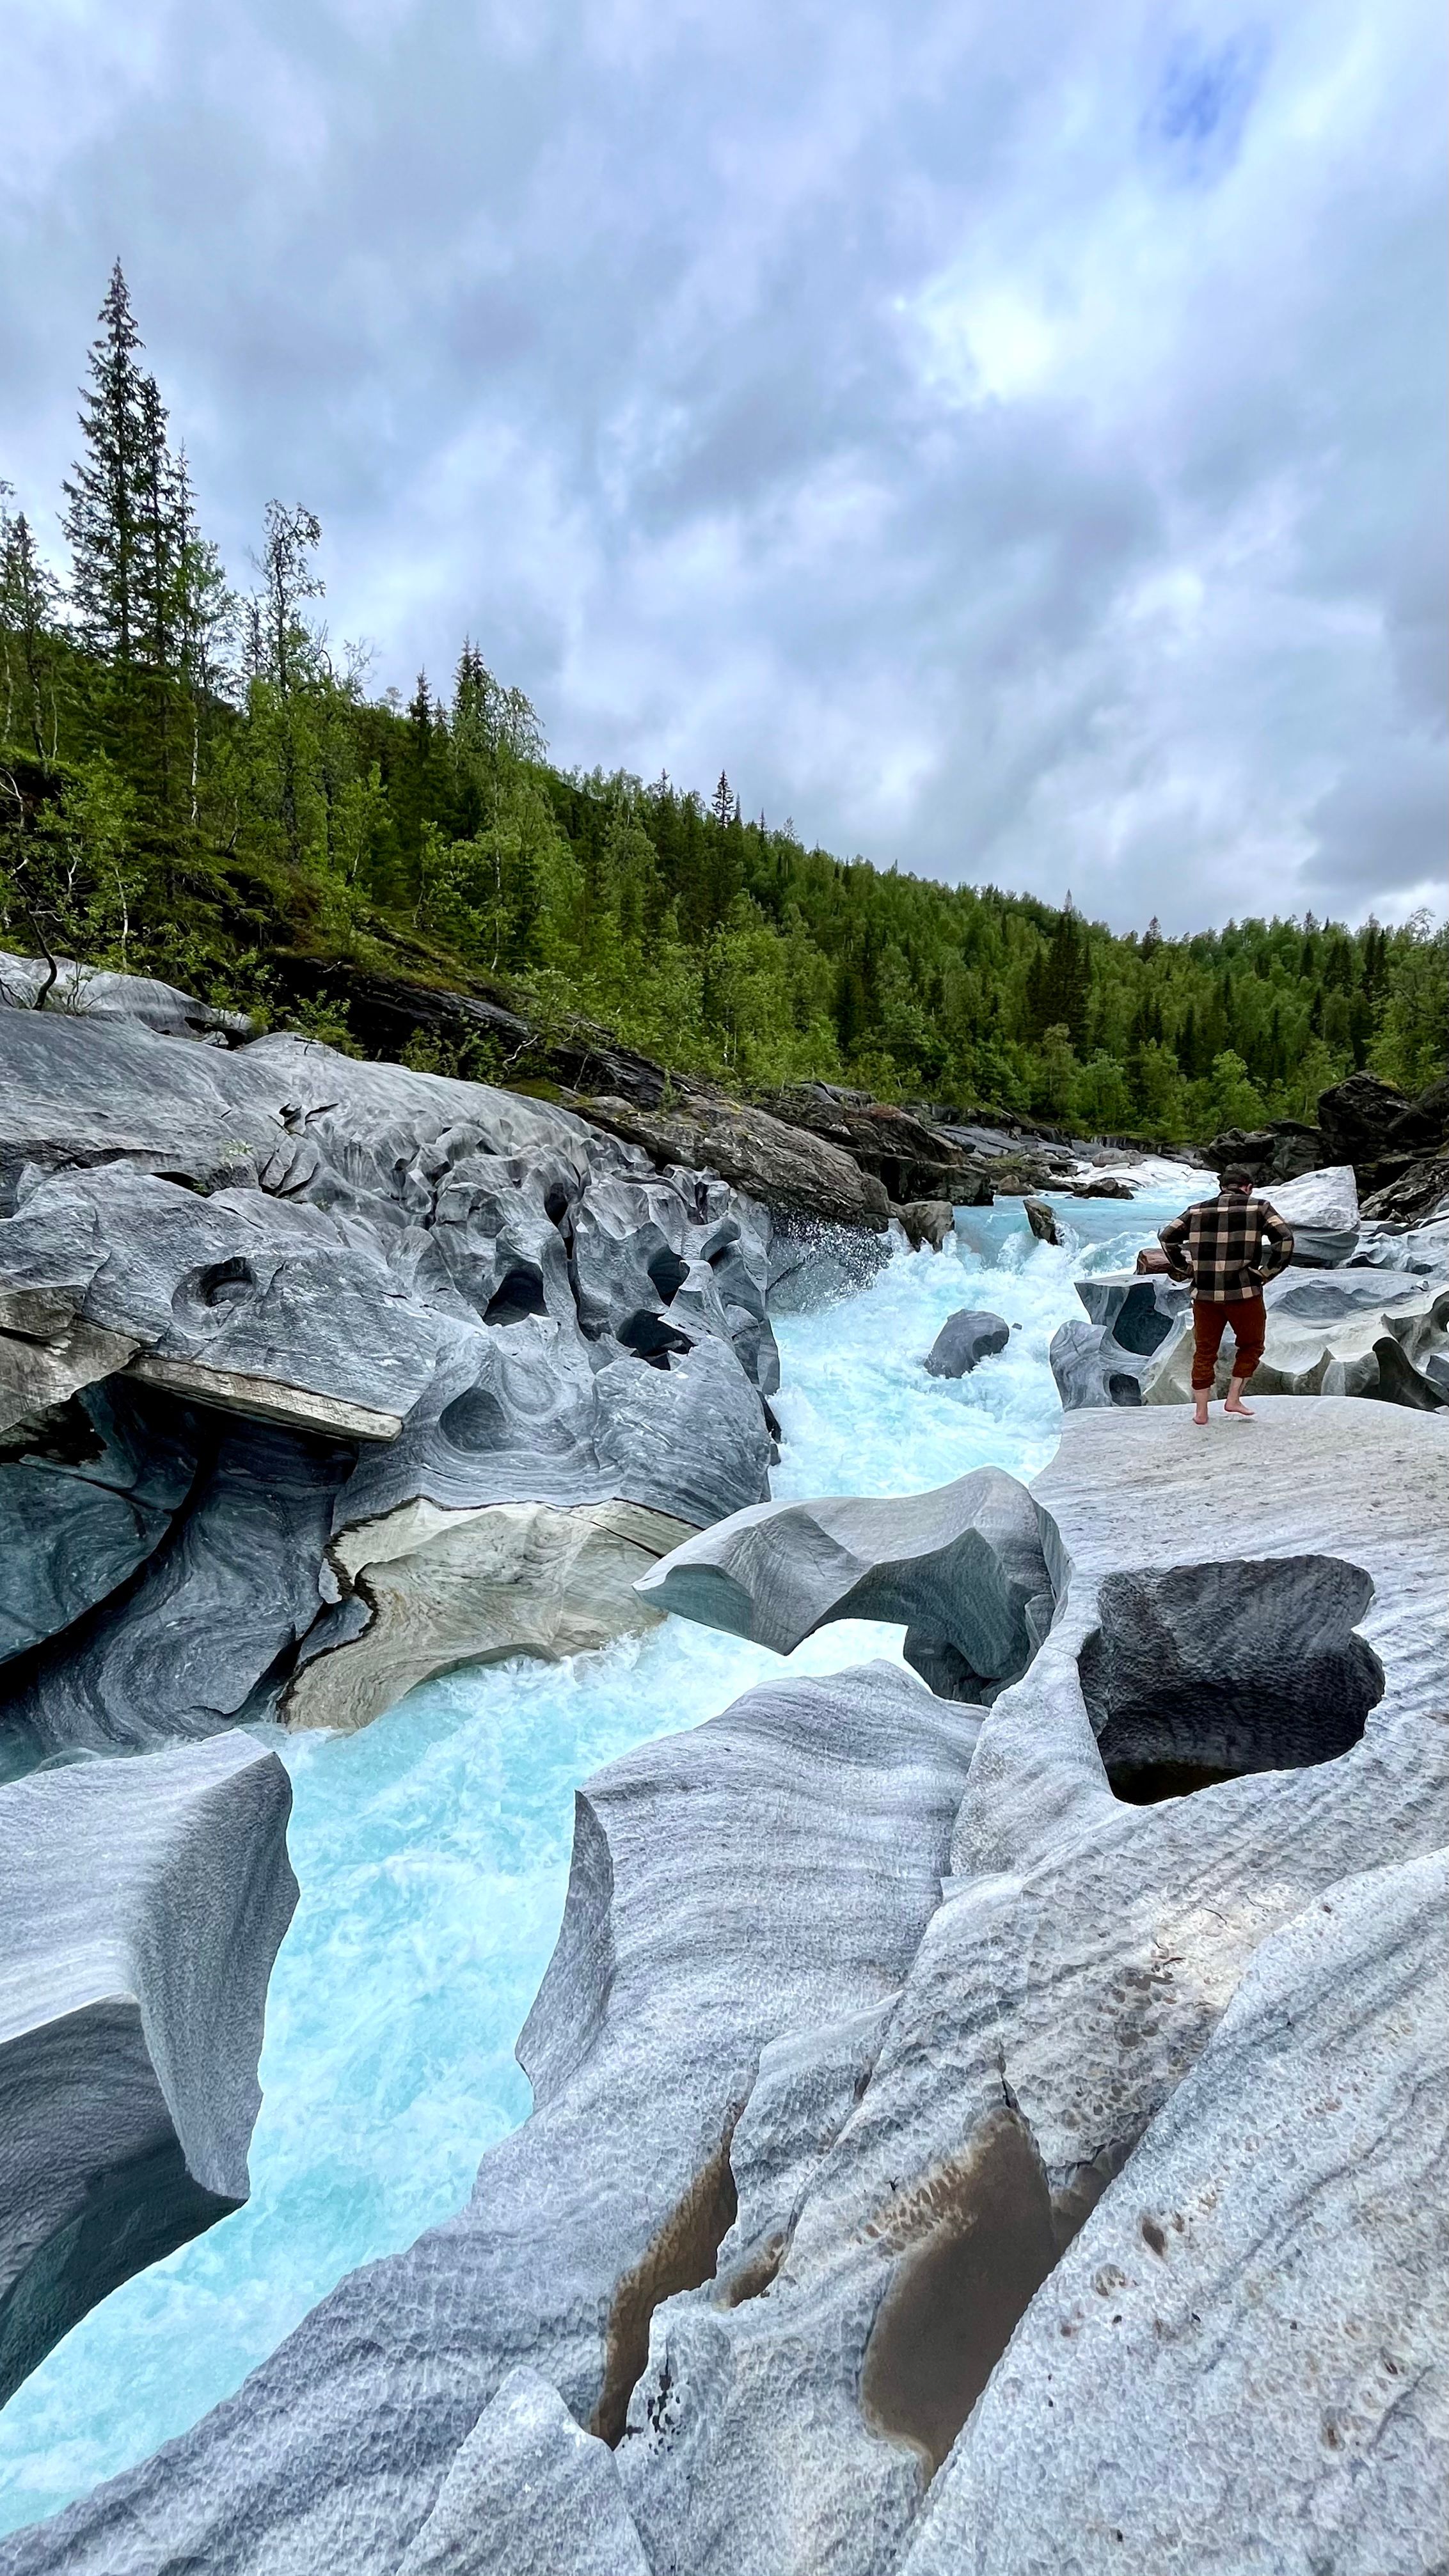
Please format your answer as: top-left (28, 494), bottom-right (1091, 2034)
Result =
top-left (1079, 1555), bottom-right (1383, 1803)
top-left (617, 1310), bottom-right (694, 1370)
top-left (482, 1268), bottom-right (548, 1326)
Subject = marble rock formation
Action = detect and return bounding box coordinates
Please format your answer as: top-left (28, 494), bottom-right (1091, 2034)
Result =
top-left (0, 949), bottom-right (252, 1041)
top-left (0, 1735), bottom-right (297, 2405)
top-left (1052, 1250), bottom-right (1449, 1414)
top-left (394, 2368), bottom-right (651, 2576)
top-left (606, 1401), bottom-right (1446, 2576)
top-left (283, 1498), bottom-right (696, 1735)
top-left (0, 986), bottom-right (781, 1759)
top-left (1048, 1273), bottom-right (1192, 1410)
top-left (898, 1846), bottom-right (1448, 2576)
top-left (0, 1664), bottom-right (981, 2573)
top-left (922, 1308), bottom-right (1010, 1378)
top-left (2, 1404), bottom-right (1445, 2576)
top-left (633, 1467), bottom-right (1054, 1706)
top-left (1141, 1273), bottom-right (1449, 1410)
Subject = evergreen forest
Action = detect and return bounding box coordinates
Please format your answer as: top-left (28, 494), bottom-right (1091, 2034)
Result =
top-left (3, 265), bottom-right (1445, 1141)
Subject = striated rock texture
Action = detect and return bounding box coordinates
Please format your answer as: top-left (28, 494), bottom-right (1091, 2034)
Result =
top-left (0, 985), bottom-right (782, 1759)
top-left (283, 1498), bottom-right (696, 1734)
top-left (898, 1846), bottom-right (1448, 2576)
top-left (1, 1403), bottom-right (1445, 2575)
top-left (0, 1664), bottom-right (980, 2573)
top-left (0, 1736), bottom-right (297, 2404)
top-left (634, 1468), bottom-right (1054, 1704)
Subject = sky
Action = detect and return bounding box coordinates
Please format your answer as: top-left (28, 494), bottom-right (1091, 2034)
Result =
top-left (3, 0), bottom-right (1445, 936)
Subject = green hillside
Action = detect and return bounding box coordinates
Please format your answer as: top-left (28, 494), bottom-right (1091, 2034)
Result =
top-left (3, 266), bottom-right (1444, 1141)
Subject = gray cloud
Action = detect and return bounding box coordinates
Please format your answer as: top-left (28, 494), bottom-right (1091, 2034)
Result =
top-left (2, 0), bottom-right (1443, 932)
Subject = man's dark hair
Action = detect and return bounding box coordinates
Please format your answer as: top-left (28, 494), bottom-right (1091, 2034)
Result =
top-left (1220, 1164), bottom-right (1256, 1190)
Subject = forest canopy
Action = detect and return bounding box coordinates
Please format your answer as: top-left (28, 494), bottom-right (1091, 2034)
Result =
top-left (3, 265), bottom-right (1445, 1140)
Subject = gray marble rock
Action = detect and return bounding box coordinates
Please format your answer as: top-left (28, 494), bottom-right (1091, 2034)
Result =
top-left (1050, 1273), bottom-right (1194, 1409)
top-left (922, 1309), bottom-right (1010, 1378)
top-left (395, 2369), bottom-right (651, 2576)
top-left (0, 1665), bottom-right (979, 2574)
top-left (633, 1467), bottom-right (1054, 1704)
top-left (0, 1734), bottom-right (297, 2405)
top-left (0, 952), bottom-right (253, 1042)
top-left (605, 1403), bottom-right (1448, 2576)
top-left (0, 1382), bottom-right (200, 1672)
top-left (898, 1847), bottom-right (1449, 2576)
top-left (4, 1418), bottom-right (354, 1764)
top-left (0, 988), bottom-right (782, 1747)
top-left (1267, 1161), bottom-right (1359, 1230)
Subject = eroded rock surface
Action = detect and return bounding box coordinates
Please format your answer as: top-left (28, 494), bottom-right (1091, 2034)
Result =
top-left (0, 1736), bottom-right (297, 2405)
top-left (0, 989), bottom-right (782, 1756)
top-left (634, 1468), bottom-right (1053, 1705)
top-left (0, 1666), bottom-right (979, 2574)
top-left (899, 1848), bottom-right (1448, 2576)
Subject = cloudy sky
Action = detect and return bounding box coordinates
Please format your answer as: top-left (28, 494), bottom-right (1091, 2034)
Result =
top-left (4, 0), bottom-right (1444, 932)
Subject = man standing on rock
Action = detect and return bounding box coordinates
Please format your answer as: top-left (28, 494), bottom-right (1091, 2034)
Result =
top-left (1158, 1166), bottom-right (1294, 1425)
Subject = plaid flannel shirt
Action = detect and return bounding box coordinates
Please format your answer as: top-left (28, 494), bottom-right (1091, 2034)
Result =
top-left (1158, 1190), bottom-right (1294, 1302)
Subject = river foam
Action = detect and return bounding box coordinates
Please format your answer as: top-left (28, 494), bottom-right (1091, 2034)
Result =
top-left (0, 1189), bottom-right (1185, 2533)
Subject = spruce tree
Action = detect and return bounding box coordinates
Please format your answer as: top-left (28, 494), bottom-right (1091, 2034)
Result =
top-left (62, 262), bottom-right (148, 666)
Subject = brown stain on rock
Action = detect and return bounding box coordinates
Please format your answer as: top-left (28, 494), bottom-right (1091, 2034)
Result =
top-left (590, 2126), bottom-right (740, 2446)
top-left (859, 2107), bottom-right (1061, 2478)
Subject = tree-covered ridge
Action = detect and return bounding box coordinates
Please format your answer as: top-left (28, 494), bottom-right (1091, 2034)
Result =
top-left (3, 266), bottom-right (1444, 1140)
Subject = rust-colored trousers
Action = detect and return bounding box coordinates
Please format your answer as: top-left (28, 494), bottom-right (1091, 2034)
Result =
top-left (1191, 1292), bottom-right (1267, 1390)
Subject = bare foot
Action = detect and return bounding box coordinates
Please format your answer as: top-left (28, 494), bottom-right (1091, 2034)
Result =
top-left (1224, 1395), bottom-right (1255, 1417)
top-left (1192, 1404), bottom-right (1210, 1426)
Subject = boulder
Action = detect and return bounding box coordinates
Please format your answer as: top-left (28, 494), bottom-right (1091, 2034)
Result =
top-left (1317, 1071), bottom-right (1411, 1166)
top-left (0, 1735), bottom-right (297, 2405)
top-left (1067, 1175), bottom-right (1132, 1199)
top-left (1266, 1161), bottom-right (1359, 1230)
top-left (896, 1200), bottom-right (953, 1251)
top-left (634, 1468), bottom-right (1054, 1706)
top-left (1201, 1120), bottom-right (1326, 1184)
top-left (1361, 1152), bottom-right (1449, 1225)
top-left (1023, 1197), bottom-right (1059, 1244)
top-left (1, 1665), bottom-right (980, 2575)
top-left (922, 1309), bottom-right (1010, 1378)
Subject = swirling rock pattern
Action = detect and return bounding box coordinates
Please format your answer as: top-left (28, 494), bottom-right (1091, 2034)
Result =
top-left (0, 1665), bottom-right (979, 2573)
top-left (0, 1736), bottom-right (297, 2405)
top-left (0, 988), bottom-right (782, 1757)
top-left (6, 1402), bottom-right (1442, 2576)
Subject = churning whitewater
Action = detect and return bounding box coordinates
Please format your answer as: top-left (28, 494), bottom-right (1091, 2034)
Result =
top-left (0, 1195), bottom-right (1184, 2535)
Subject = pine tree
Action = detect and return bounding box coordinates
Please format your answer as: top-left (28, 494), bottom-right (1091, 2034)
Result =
top-left (62, 262), bottom-right (149, 666)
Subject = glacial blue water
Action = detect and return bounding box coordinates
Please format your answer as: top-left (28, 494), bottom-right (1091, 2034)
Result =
top-left (0, 1190), bottom-right (1184, 2535)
